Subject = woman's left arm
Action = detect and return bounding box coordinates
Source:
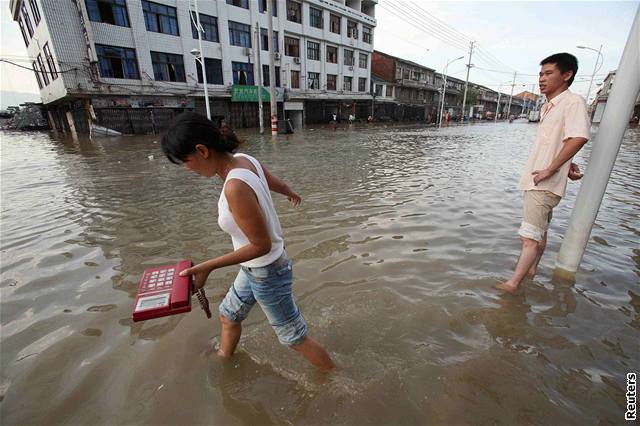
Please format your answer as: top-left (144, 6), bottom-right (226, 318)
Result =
top-left (180, 179), bottom-right (272, 288)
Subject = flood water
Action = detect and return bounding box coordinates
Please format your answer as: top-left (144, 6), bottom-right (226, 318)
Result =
top-left (1, 121), bottom-right (638, 425)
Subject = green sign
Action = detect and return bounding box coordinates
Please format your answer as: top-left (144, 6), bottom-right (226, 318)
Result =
top-left (231, 85), bottom-right (284, 102)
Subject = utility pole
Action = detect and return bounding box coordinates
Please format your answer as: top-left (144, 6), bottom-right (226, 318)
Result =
top-left (193, 0), bottom-right (210, 119)
top-left (461, 41), bottom-right (475, 122)
top-left (495, 86), bottom-right (502, 122)
top-left (506, 71), bottom-right (516, 118)
top-left (254, 22), bottom-right (264, 134)
top-left (556, 7), bottom-right (640, 277)
top-left (266, 0), bottom-right (278, 135)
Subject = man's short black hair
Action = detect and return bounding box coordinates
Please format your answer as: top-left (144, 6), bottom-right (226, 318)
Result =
top-left (540, 53), bottom-right (579, 87)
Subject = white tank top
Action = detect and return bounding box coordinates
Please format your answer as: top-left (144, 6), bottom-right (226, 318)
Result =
top-left (217, 153), bottom-right (284, 267)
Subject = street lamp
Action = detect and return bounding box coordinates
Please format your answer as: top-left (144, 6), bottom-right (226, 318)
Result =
top-left (577, 44), bottom-right (603, 105)
top-left (189, 0), bottom-right (211, 119)
top-left (438, 56), bottom-right (464, 129)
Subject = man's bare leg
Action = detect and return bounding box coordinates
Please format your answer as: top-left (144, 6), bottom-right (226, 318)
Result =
top-left (527, 232), bottom-right (547, 279)
top-left (218, 315), bottom-right (242, 358)
top-left (291, 336), bottom-right (335, 372)
top-left (496, 237), bottom-right (539, 294)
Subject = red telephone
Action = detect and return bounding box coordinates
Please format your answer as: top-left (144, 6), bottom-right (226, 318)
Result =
top-left (132, 260), bottom-right (211, 322)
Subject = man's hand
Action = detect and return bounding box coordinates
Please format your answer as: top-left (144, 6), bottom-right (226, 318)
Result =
top-left (287, 192), bottom-right (302, 207)
top-left (179, 262), bottom-right (213, 290)
top-left (568, 162), bottom-right (583, 181)
top-left (532, 168), bottom-right (556, 186)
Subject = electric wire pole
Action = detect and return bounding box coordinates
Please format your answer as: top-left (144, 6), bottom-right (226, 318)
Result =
top-left (506, 71), bottom-right (517, 118)
top-left (254, 22), bottom-right (264, 134)
top-left (461, 41), bottom-right (475, 121)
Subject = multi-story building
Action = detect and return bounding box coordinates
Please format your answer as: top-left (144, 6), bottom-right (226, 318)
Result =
top-left (591, 70), bottom-right (640, 124)
top-left (10, 0), bottom-right (377, 135)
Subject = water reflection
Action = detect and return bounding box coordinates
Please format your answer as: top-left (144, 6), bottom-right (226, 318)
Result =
top-left (1, 124), bottom-right (638, 425)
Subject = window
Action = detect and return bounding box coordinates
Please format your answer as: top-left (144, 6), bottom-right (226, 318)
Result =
top-left (86, 0), bottom-right (129, 27)
top-left (259, 0), bottom-right (277, 16)
top-left (142, 1), bottom-right (179, 36)
top-left (363, 26), bottom-right (372, 44)
top-left (375, 84), bottom-right (383, 97)
top-left (327, 74), bottom-right (336, 90)
top-left (326, 45), bottom-right (337, 63)
top-left (359, 53), bottom-right (368, 68)
top-left (28, 0), bottom-right (41, 25)
top-left (310, 7), bottom-right (323, 29)
top-left (386, 85), bottom-right (393, 97)
top-left (308, 72), bottom-right (320, 90)
top-left (402, 68), bottom-right (410, 79)
top-left (358, 77), bottom-right (367, 92)
top-left (344, 49), bottom-right (353, 66)
top-left (43, 43), bottom-right (58, 80)
top-left (329, 14), bottom-right (340, 34)
top-left (260, 29), bottom-right (278, 52)
top-left (307, 41), bottom-right (320, 61)
top-left (286, 0), bottom-right (302, 23)
top-left (290, 70), bottom-right (300, 89)
top-left (196, 58), bottom-right (223, 85)
top-left (32, 61), bottom-right (43, 89)
top-left (151, 51), bottom-right (185, 82)
top-left (262, 65), bottom-right (281, 87)
top-left (226, 0), bottom-right (248, 9)
top-left (21, 3), bottom-right (34, 37)
top-left (232, 62), bottom-right (254, 85)
top-left (18, 17), bottom-right (29, 46)
top-left (347, 20), bottom-right (358, 39)
top-left (191, 13), bottom-right (218, 42)
top-left (343, 76), bottom-right (352, 91)
top-left (228, 21), bottom-right (251, 47)
top-left (96, 44), bottom-right (139, 79)
top-left (284, 36), bottom-right (299, 57)
top-left (37, 54), bottom-right (49, 85)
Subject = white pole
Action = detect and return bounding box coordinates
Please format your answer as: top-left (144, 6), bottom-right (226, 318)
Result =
top-left (254, 22), bottom-right (264, 134)
top-left (461, 41), bottom-right (475, 122)
top-left (194, 0), bottom-right (210, 120)
top-left (266, 0), bottom-right (278, 135)
top-left (556, 6), bottom-right (640, 275)
top-left (495, 87), bottom-right (502, 123)
top-left (438, 69), bottom-right (448, 129)
top-left (506, 71), bottom-right (516, 118)
top-left (585, 44), bottom-right (603, 105)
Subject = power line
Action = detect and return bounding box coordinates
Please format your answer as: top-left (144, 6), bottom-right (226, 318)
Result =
top-left (0, 58), bottom-right (79, 74)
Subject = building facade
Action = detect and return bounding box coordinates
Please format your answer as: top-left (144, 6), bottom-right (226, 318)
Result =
top-left (10, 0), bottom-right (377, 134)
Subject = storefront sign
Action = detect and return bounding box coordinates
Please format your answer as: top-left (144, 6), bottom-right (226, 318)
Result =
top-left (231, 85), bottom-right (284, 102)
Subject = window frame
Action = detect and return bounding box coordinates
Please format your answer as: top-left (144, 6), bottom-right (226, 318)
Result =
top-left (150, 51), bottom-right (186, 82)
top-left (309, 7), bottom-right (323, 29)
top-left (191, 12), bottom-right (218, 43)
top-left (142, 0), bottom-right (179, 36)
top-left (196, 57), bottom-right (224, 85)
top-left (307, 40), bottom-right (320, 61)
top-left (228, 21), bottom-right (252, 47)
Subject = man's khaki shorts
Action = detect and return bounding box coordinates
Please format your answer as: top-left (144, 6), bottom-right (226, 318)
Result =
top-left (518, 190), bottom-right (561, 242)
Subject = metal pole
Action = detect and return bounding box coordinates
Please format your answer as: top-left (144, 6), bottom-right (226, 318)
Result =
top-left (194, 0), bottom-right (210, 119)
top-left (461, 41), bottom-right (474, 122)
top-left (556, 6), bottom-right (640, 275)
top-left (438, 65), bottom-right (448, 129)
top-left (585, 44), bottom-right (603, 105)
top-left (266, 0), bottom-right (278, 135)
top-left (254, 22), bottom-right (264, 134)
top-left (495, 87), bottom-right (502, 123)
top-left (506, 71), bottom-right (516, 118)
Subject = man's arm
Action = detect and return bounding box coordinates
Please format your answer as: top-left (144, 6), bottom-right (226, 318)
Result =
top-left (532, 137), bottom-right (588, 185)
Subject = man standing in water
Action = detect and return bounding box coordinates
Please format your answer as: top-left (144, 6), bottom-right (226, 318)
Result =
top-left (497, 53), bottom-right (591, 294)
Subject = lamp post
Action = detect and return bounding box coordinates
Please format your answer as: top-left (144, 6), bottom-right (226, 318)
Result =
top-left (577, 44), bottom-right (604, 105)
top-left (438, 56), bottom-right (464, 129)
top-left (189, 0), bottom-right (210, 119)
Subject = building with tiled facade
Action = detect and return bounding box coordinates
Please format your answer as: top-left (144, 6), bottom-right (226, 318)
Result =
top-left (10, 0), bottom-right (377, 135)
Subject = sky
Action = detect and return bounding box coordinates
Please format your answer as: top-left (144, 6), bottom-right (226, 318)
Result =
top-left (1, 0), bottom-right (638, 107)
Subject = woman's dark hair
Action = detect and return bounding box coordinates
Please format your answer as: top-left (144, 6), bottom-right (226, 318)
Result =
top-left (161, 112), bottom-right (241, 164)
top-left (540, 53), bottom-right (579, 87)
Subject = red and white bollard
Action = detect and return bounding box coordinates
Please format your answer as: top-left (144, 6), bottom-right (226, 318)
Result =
top-left (271, 115), bottom-right (278, 135)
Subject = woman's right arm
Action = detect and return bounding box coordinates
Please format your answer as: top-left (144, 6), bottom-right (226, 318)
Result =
top-left (262, 165), bottom-right (301, 206)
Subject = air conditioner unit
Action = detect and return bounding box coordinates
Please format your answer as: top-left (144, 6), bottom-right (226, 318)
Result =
top-left (273, 52), bottom-right (281, 60)
top-left (293, 57), bottom-right (301, 64)
top-left (243, 47), bottom-right (252, 56)
top-left (348, 66), bottom-right (354, 71)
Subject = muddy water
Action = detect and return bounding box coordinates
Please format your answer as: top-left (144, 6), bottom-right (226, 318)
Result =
top-left (1, 122), bottom-right (638, 425)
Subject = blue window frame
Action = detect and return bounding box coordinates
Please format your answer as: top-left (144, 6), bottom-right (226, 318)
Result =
top-left (96, 44), bottom-right (140, 79)
top-left (142, 0), bottom-right (179, 36)
top-left (85, 0), bottom-right (130, 27)
top-left (28, 0), bottom-right (41, 25)
top-left (151, 51), bottom-right (185, 82)
top-left (191, 12), bottom-right (218, 43)
top-left (226, 0), bottom-right (248, 9)
top-left (228, 21), bottom-right (251, 47)
top-left (232, 62), bottom-right (254, 85)
top-left (196, 58), bottom-right (224, 85)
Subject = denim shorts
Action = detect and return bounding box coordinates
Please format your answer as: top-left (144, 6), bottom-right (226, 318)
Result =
top-left (219, 252), bottom-right (308, 346)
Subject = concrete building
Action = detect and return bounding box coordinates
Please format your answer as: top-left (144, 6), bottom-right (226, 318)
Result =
top-left (10, 0), bottom-right (377, 135)
top-left (591, 70), bottom-right (640, 124)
